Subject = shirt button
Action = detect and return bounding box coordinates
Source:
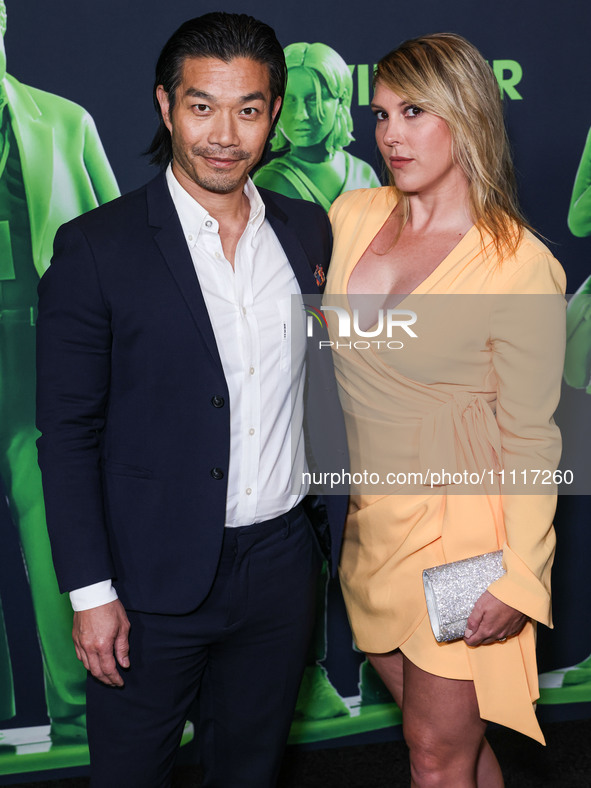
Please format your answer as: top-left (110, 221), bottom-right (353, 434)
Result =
top-left (249, 428), bottom-right (255, 435)
top-left (245, 487), bottom-right (252, 495)
top-left (215, 252), bottom-right (221, 259)
top-left (211, 395), bottom-right (225, 408)
top-left (188, 234), bottom-right (193, 241)
top-left (249, 367), bottom-right (255, 375)
top-left (242, 306), bottom-right (247, 316)
top-left (205, 220), bottom-right (213, 228)
top-left (210, 467), bottom-right (224, 480)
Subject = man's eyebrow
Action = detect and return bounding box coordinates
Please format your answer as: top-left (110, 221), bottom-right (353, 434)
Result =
top-left (240, 91), bottom-right (267, 103)
top-left (183, 89), bottom-right (267, 104)
top-left (184, 88), bottom-right (214, 100)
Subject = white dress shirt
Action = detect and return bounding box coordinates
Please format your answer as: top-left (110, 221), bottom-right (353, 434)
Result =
top-left (70, 166), bottom-right (308, 611)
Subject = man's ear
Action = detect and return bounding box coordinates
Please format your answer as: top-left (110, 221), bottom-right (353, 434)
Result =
top-left (271, 95), bottom-right (282, 125)
top-left (156, 85), bottom-right (172, 132)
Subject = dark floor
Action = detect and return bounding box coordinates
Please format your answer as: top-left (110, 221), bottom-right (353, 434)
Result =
top-left (4, 718), bottom-right (591, 787)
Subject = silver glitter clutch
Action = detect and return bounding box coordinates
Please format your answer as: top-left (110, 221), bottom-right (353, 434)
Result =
top-left (422, 550), bottom-right (506, 642)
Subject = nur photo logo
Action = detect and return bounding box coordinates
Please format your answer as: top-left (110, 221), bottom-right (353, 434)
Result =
top-left (304, 304), bottom-right (418, 350)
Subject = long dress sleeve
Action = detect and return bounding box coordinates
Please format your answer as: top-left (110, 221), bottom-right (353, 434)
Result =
top-left (486, 252), bottom-right (566, 625)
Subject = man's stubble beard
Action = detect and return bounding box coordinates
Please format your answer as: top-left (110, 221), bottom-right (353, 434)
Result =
top-left (173, 140), bottom-right (256, 195)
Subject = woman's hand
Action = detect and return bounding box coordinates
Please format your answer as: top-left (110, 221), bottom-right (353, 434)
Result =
top-left (463, 590), bottom-right (528, 646)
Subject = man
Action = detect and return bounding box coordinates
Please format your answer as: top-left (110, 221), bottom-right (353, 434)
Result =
top-left (36, 12), bottom-right (346, 787)
top-left (0, 0), bottom-right (118, 742)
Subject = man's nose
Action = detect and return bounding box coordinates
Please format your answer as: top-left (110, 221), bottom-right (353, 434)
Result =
top-left (208, 111), bottom-right (239, 147)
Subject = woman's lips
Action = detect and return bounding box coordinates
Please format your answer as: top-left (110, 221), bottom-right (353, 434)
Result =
top-left (389, 157), bottom-right (413, 169)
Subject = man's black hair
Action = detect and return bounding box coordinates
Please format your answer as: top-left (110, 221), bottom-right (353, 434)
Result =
top-left (146, 12), bottom-right (287, 168)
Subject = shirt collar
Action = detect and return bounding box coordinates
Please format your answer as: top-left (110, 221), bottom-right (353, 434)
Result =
top-left (243, 177), bottom-right (266, 232)
top-left (165, 163), bottom-right (266, 249)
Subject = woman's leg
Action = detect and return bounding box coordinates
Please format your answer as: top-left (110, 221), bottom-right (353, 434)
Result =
top-left (475, 738), bottom-right (504, 788)
top-left (367, 651), bottom-right (503, 788)
top-left (367, 650), bottom-right (404, 706)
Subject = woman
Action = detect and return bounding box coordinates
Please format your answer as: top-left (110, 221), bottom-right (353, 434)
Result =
top-left (254, 42), bottom-right (380, 210)
top-left (326, 34), bottom-right (566, 785)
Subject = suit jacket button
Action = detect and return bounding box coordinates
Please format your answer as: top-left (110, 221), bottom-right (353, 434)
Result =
top-left (211, 395), bottom-right (225, 408)
top-left (211, 467), bottom-right (224, 480)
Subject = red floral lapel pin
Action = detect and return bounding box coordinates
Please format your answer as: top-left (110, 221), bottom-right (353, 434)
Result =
top-left (314, 264), bottom-right (326, 287)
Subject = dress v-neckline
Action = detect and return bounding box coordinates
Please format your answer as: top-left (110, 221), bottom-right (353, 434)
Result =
top-left (345, 198), bottom-right (477, 299)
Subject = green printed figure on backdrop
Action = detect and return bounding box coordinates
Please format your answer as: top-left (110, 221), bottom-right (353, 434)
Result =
top-left (0, 0), bottom-right (118, 753)
top-left (254, 42), bottom-right (380, 209)
top-left (567, 127), bottom-right (591, 239)
top-left (538, 126), bottom-right (591, 705)
top-left (257, 42), bottom-right (390, 725)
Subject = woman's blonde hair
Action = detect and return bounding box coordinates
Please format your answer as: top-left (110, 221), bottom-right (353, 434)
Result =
top-left (375, 32), bottom-right (530, 256)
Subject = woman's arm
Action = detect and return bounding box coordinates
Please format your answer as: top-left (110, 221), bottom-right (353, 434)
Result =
top-left (482, 253), bottom-right (565, 629)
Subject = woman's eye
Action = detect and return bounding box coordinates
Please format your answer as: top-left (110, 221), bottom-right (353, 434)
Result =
top-left (374, 110), bottom-right (388, 121)
top-left (404, 105), bottom-right (423, 118)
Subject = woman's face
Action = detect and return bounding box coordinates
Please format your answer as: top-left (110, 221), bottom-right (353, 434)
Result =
top-left (280, 66), bottom-right (339, 149)
top-left (372, 80), bottom-right (465, 196)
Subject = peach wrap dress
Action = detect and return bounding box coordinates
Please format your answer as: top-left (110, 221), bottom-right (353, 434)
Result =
top-left (326, 187), bottom-right (566, 743)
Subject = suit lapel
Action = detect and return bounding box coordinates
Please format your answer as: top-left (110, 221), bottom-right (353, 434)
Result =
top-left (146, 173), bottom-right (223, 369)
top-left (261, 192), bottom-right (318, 295)
top-left (146, 177), bottom-right (320, 369)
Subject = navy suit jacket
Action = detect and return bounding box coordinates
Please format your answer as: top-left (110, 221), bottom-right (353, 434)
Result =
top-left (36, 171), bottom-right (347, 614)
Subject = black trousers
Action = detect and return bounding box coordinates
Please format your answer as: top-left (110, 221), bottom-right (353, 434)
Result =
top-left (86, 505), bottom-right (323, 788)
